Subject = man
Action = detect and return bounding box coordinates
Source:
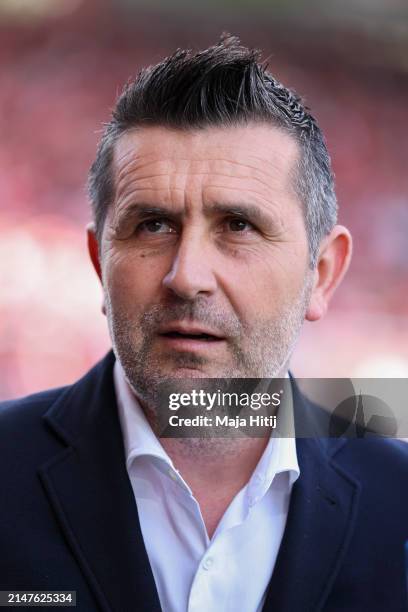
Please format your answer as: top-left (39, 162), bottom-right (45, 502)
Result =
top-left (1, 36), bottom-right (407, 612)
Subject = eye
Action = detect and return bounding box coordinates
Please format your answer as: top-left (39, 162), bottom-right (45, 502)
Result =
top-left (138, 218), bottom-right (176, 234)
top-left (226, 217), bottom-right (255, 232)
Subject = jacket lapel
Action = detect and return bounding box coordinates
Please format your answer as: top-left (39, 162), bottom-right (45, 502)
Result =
top-left (39, 352), bottom-right (162, 612)
top-left (262, 383), bottom-right (361, 612)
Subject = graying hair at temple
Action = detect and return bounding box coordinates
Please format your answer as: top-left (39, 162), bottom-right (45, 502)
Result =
top-left (88, 34), bottom-right (337, 268)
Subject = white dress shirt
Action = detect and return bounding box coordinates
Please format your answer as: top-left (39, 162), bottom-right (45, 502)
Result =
top-left (114, 361), bottom-right (299, 612)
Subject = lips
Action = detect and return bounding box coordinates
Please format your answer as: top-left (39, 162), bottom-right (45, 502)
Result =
top-left (158, 323), bottom-right (225, 342)
top-left (161, 331), bottom-right (219, 341)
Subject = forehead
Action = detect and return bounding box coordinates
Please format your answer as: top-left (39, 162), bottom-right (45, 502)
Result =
top-left (112, 123), bottom-right (300, 209)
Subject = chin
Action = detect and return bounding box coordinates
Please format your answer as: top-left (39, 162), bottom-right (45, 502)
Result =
top-left (158, 364), bottom-right (214, 379)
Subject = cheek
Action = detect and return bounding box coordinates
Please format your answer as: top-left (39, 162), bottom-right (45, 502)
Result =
top-left (220, 253), bottom-right (308, 322)
top-left (103, 250), bottom-right (168, 310)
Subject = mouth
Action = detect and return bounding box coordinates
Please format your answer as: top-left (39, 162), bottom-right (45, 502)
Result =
top-left (157, 324), bottom-right (226, 350)
top-left (160, 331), bottom-right (221, 341)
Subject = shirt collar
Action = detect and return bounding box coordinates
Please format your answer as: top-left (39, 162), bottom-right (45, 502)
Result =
top-left (114, 360), bottom-right (173, 471)
top-left (246, 376), bottom-right (300, 504)
top-left (275, 373), bottom-right (300, 485)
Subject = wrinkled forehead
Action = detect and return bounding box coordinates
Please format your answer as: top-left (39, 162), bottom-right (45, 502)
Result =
top-left (111, 123), bottom-right (301, 209)
top-left (113, 123), bottom-right (300, 178)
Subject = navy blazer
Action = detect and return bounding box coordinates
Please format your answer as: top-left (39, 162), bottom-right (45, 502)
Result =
top-left (1, 351), bottom-right (407, 611)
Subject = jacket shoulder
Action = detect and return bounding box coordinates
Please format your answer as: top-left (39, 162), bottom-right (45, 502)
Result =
top-left (0, 352), bottom-right (116, 446)
top-left (336, 436), bottom-right (408, 463)
top-left (0, 386), bottom-right (68, 432)
top-left (333, 437), bottom-right (408, 492)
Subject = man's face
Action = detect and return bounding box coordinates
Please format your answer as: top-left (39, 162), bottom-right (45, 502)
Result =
top-left (98, 123), bottom-right (313, 397)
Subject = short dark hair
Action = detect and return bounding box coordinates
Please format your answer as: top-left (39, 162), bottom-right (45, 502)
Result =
top-left (88, 35), bottom-right (337, 267)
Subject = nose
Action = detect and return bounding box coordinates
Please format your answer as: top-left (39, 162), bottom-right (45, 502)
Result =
top-left (162, 232), bottom-right (218, 300)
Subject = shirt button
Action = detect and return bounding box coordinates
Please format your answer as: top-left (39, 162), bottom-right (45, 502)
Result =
top-left (255, 473), bottom-right (265, 484)
top-left (202, 557), bottom-right (213, 570)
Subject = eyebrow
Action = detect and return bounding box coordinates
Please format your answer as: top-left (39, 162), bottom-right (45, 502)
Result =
top-left (113, 201), bottom-right (276, 229)
top-left (203, 203), bottom-right (275, 228)
top-left (113, 204), bottom-right (183, 226)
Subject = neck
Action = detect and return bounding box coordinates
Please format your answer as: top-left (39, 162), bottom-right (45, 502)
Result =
top-left (135, 386), bottom-right (276, 539)
top-left (160, 436), bottom-right (270, 539)
top-left (161, 435), bottom-right (269, 488)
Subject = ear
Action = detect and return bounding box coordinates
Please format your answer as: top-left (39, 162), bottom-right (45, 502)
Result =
top-left (306, 225), bottom-right (352, 322)
top-left (87, 222), bottom-right (106, 316)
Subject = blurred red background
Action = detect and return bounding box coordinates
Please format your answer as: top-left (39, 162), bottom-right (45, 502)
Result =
top-left (1, 0), bottom-right (408, 399)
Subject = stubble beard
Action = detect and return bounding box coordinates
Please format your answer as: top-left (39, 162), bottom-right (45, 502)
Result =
top-left (105, 277), bottom-right (312, 454)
